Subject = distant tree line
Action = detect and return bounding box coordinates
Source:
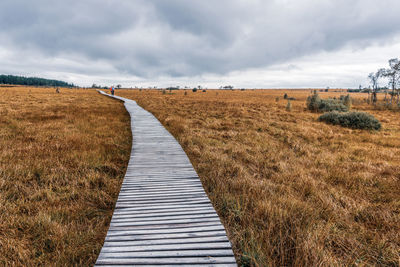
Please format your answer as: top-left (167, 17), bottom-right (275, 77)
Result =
top-left (92, 84), bottom-right (110, 89)
top-left (0, 75), bottom-right (74, 87)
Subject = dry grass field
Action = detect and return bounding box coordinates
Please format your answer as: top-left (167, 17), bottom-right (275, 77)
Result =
top-left (1, 87), bottom-right (399, 266)
top-left (0, 86), bottom-right (131, 265)
top-left (116, 89), bottom-right (400, 266)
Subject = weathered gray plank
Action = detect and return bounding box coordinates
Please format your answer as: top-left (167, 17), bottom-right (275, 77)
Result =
top-left (96, 257), bottom-right (237, 265)
top-left (98, 265), bottom-right (236, 267)
top-left (106, 225), bottom-right (225, 236)
top-left (100, 242), bottom-right (233, 253)
top-left (111, 209), bottom-right (217, 218)
top-left (117, 191), bottom-right (208, 198)
top-left (112, 204), bottom-right (214, 212)
top-left (112, 206), bottom-right (215, 215)
top-left (117, 189), bottom-right (206, 195)
top-left (111, 213), bottom-right (219, 223)
top-left (98, 249), bottom-right (234, 258)
top-left (103, 236), bottom-right (229, 247)
top-left (107, 222), bottom-right (223, 232)
top-left (109, 219), bottom-right (222, 229)
top-left (95, 91), bottom-right (236, 266)
top-left (115, 199), bottom-right (211, 207)
top-left (105, 230), bottom-right (228, 241)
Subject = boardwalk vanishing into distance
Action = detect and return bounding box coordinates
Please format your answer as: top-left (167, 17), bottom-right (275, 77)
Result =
top-left (96, 91), bottom-right (237, 266)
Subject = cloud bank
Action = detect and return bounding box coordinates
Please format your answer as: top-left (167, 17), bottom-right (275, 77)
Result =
top-left (0, 0), bottom-right (399, 87)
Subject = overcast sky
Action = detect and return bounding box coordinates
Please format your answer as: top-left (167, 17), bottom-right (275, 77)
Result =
top-left (0, 0), bottom-right (399, 88)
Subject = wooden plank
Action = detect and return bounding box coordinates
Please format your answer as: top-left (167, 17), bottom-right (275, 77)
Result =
top-left (110, 215), bottom-right (220, 224)
top-left (117, 190), bottom-right (207, 197)
top-left (118, 188), bottom-right (206, 194)
top-left (109, 218), bottom-right (221, 228)
top-left (105, 230), bottom-right (228, 241)
top-left (103, 236), bottom-right (229, 247)
top-left (95, 91), bottom-right (236, 266)
top-left (111, 209), bottom-right (217, 218)
top-left (98, 249), bottom-right (234, 258)
top-left (112, 203), bottom-right (214, 212)
top-left (115, 200), bottom-right (211, 208)
top-left (116, 194), bottom-right (209, 202)
top-left (115, 199), bottom-right (211, 208)
top-left (121, 183), bottom-right (201, 187)
top-left (111, 212), bottom-right (219, 221)
top-left (96, 257), bottom-right (237, 265)
top-left (100, 242), bottom-right (233, 253)
top-left (121, 182), bottom-right (203, 187)
top-left (98, 265), bottom-right (237, 267)
top-left (112, 206), bottom-right (215, 215)
top-left (107, 222), bottom-right (223, 231)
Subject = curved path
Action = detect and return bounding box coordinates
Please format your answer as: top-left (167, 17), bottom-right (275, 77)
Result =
top-left (96, 91), bottom-right (237, 266)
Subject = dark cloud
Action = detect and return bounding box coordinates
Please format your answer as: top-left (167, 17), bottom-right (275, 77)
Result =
top-left (0, 0), bottom-right (400, 82)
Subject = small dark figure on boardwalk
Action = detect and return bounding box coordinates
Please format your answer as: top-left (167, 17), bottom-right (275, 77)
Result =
top-left (56, 87), bottom-right (60, 93)
top-left (110, 86), bottom-right (115, 95)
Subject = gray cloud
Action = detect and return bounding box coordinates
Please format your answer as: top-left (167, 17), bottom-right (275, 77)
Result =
top-left (0, 0), bottom-right (400, 84)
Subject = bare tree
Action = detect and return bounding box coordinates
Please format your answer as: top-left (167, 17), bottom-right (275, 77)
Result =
top-left (383, 58), bottom-right (400, 105)
top-left (368, 68), bottom-right (385, 105)
top-left (368, 72), bottom-right (377, 104)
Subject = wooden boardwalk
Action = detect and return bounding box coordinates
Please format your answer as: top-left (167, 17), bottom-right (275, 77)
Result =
top-left (96, 91), bottom-right (237, 266)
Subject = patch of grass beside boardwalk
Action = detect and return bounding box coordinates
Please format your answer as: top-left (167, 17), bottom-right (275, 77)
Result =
top-left (0, 87), bottom-right (131, 265)
top-left (117, 89), bottom-right (400, 266)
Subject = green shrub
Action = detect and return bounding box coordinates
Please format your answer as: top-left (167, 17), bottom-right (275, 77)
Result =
top-left (318, 99), bottom-right (348, 112)
top-left (318, 111), bottom-right (381, 130)
top-left (306, 92), bottom-right (349, 112)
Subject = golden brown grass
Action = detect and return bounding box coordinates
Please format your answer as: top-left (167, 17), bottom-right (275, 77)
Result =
top-left (0, 87), bottom-right (131, 265)
top-left (116, 89), bottom-right (400, 266)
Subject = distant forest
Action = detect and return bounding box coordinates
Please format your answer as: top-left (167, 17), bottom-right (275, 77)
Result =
top-left (0, 75), bottom-right (74, 87)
